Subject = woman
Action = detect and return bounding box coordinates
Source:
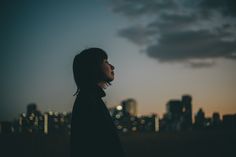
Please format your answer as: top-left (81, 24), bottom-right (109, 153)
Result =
top-left (71, 48), bottom-right (125, 157)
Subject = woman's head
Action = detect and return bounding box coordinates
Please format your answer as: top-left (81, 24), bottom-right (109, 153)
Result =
top-left (73, 48), bottom-right (114, 92)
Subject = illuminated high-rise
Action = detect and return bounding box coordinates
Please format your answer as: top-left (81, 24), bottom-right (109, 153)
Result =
top-left (121, 98), bottom-right (137, 116)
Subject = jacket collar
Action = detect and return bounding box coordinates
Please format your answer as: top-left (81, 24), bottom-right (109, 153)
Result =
top-left (79, 85), bottom-right (106, 98)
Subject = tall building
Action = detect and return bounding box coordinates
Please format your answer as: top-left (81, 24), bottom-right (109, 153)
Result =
top-left (25, 103), bottom-right (43, 133)
top-left (121, 98), bottom-right (137, 116)
top-left (160, 95), bottom-right (193, 131)
top-left (222, 114), bottom-right (236, 129)
top-left (138, 114), bottom-right (157, 132)
top-left (45, 111), bottom-right (70, 135)
top-left (194, 108), bottom-right (205, 129)
top-left (27, 103), bottom-right (37, 116)
top-left (212, 112), bottom-right (221, 128)
top-left (109, 99), bottom-right (156, 133)
top-left (166, 100), bottom-right (183, 131)
top-left (182, 95), bottom-right (192, 129)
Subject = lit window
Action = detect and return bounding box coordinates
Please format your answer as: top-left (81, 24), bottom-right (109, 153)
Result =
top-left (29, 116), bottom-right (34, 121)
top-left (117, 125), bottom-right (122, 129)
top-left (54, 118), bottom-right (58, 122)
top-left (206, 122), bottom-right (210, 126)
top-left (132, 127), bottom-right (137, 131)
top-left (49, 111), bottom-right (53, 115)
top-left (122, 128), bottom-right (128, 133)
top-left (141, 119), bottom-right (145, 124)
top-left (115, 114), bottom-right (121, 119)
top-left (63, 112), bottom-right (67, 116)
top-left (130, 117), bottom-right (135, 121)
top-left (116, 105), bottom-right (123, 111)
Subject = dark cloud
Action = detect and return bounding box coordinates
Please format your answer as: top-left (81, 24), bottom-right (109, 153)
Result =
top-left (200, 0), bottom-right (236, 16)
top-left (110, 0), bottom-right (236, 67)
top-left (146, 30), bottom-right (236, 61)
top-left (111, 0), bottom-right (178, 17)
top-left (118, 25), bottom-right (157, 45)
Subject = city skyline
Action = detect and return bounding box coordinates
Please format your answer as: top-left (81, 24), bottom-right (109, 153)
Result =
top-left (1, 95), bottom-right (235, 122)
top-left (1, 0), bottom-right (236, 121)
top-left (1, 96), bottom-right (235, 135)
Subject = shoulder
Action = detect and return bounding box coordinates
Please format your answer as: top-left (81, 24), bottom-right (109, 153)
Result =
top-left (72, 93), bottom-right (101, 118)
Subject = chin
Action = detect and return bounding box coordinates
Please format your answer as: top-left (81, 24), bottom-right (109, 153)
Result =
top-left (109, 78), bottom-right (114, 82)
top-left (108, 77), bottom-right (114, 82)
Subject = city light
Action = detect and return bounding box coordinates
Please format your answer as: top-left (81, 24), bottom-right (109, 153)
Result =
top-left (116, 105), bottom-right (122, 110)
top-left (0, 96), bottom-right (236, 135)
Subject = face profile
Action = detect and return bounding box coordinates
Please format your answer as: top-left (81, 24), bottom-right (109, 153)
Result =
top-left (72, 47), bottom-right (113, 92)
top-left (101, 59), bottom-right (115, 82)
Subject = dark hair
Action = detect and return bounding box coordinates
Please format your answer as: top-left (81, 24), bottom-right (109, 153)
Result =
top-left (73, 48), bottom-right (108, 95)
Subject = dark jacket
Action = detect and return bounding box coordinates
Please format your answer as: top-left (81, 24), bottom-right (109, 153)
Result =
top-left (70, 85), bottom-right (125, 157)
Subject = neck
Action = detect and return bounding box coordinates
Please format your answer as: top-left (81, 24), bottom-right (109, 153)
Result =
top-left (97, 81), bottom-right (107, 89)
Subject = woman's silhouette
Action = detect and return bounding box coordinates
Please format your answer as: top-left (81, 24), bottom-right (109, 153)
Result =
top-left (71, 48), bottom-right (125, 157)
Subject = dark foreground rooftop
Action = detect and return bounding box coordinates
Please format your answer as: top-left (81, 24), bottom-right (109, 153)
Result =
top-left (0, 130), bottom-right (235, 157)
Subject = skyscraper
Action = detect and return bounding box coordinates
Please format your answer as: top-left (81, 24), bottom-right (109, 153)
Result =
top-left (166, 100), bottom-right (183, 131)
top-left (212, 112), bottom-right (221, 128)
top-left (182, 95), bottom-right (192, 129)
top-left (121, 98), bottom-right (137, 116)
top-left (160, 95), bottom-right (193, 131)
top-left (195, 108), bottom-right (205, 129)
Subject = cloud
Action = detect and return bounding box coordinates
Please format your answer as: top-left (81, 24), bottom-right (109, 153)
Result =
top-left (146, 30), bottom-right (236, 61)
top-left (118, 25), bottom-right (157, 45)
top-left (200, 0), bottom-right (236, 16)
top-left (110, 0), bottom-right (236, 67)
top-left (186, 58), bottom-right (216, 68)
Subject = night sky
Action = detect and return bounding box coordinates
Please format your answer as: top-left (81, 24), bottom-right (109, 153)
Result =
top-left (1, 0), bottom-right (236, 121)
